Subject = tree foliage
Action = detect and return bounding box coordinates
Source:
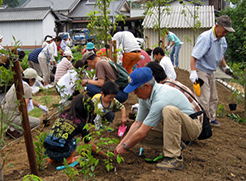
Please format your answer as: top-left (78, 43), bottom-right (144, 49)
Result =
top-left (222, 0), bottom-right (246, 64)
top-left (2, 0), bottom-right (19, 7)
top-left (87, 0), bottom-right (125, 56)
top-left (181, 0), bottom-right (203, 46)
top-left (145, 0), bottom-right (171, 47)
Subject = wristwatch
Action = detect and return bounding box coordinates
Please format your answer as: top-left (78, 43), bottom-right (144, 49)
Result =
top-left (123, 142), bottom-right (129, 150)
top-left (86, 79), bottom-right (88, 84)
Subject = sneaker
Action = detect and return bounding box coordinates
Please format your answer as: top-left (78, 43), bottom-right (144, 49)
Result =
top-left (156, 156), bottom-right (184, 170)
top-left (211, 119), bottom-right (220, 127)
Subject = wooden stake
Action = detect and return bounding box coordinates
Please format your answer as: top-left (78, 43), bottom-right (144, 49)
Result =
top-left (12, 58), bottom-right (39, 176)
top-left (112, 40), bottom-right (117, 63)
top-left (162, 35), bottom-right (165, 50)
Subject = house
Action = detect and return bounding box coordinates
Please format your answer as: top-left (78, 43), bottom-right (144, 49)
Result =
top-left (0, 7), bottom-right (57, 48)
top-left (22, 0), bottom-right (130, 33)
top-left (142, 5), bottom-right (215, 71)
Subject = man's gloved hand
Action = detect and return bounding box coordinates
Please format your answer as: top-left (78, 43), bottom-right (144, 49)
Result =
top-left (165, 46), bottom-right (171, 51)
top-left (38, 105), bottom-right (48, 114)
top-left (222, 65), bottom-right (233, 75)
top-left (189, 70), bottom-right (198, 83)
top-left (222, 65), bottom-right (238, 79)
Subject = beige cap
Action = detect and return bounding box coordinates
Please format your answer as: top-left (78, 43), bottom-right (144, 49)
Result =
top-left (63, 50), bottom-right (74, 58)
top-left (23, 68), bottom-right (42, 81)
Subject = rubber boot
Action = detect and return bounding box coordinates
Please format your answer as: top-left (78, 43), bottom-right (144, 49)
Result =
top-left (47, 158), bottom-right (56, 164)
top-left (66, 151), bottom-right (76, 164)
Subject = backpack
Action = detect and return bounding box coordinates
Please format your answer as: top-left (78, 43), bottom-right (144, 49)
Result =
top-left (108, 61), bottom-right (130, 90)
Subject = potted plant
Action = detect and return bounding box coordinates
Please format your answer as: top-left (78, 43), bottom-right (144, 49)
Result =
top-left (228, 90), bottom-right (243, 111)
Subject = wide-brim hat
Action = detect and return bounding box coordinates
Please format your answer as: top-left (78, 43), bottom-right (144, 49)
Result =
top-left (23, 68), bottom-right (43, 81)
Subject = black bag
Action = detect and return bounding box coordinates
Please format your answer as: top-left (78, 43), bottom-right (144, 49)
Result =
top-left (164, 81), bottom-right (212, 140)
top-left (109, 61), bottom-right (130, 90)
top-left (198, 111), bottom-right (212, 140)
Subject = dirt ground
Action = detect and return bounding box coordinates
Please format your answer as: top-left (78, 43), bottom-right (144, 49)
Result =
top-left (2, 68), bottom-right (246, 181)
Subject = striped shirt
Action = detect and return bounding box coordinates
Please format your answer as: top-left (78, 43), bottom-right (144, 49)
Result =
top-left (162, 79), bottom-right (203, 123)
top-left (54, 57), bottom-right (74, 83)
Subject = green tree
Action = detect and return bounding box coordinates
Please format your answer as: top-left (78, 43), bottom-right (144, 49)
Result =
top-left (3, 0), bottom-right (19, 7)
top-left (87, 0), bottom-right (125, 56)
top-left (222, 0), bottom-right (246, 119)
top-left (222, 0), bottom-right (246, 64)
top-left (180, 0), bottom-right (203, 46)
top-left (145, 0), bottom-right (171, 47)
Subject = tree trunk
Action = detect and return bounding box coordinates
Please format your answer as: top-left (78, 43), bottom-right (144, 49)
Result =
top-left (244, 69), bottom-right (246, 119)
top-left (0, 154), bottom-right (3, 181)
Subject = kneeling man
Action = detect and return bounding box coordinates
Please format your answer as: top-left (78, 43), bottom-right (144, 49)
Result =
top-left (114, 67), bottom-right (202, 170)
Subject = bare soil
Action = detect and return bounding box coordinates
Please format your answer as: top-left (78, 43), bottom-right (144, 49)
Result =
top-left (2, 68), bottom-right (246, 181)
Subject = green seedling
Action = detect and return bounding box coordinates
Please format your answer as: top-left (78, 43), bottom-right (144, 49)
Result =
top-left (62, 158), bottom-right (79, 181)
top-left (22, 174), bottom-right (43, 181)
top-left (33, 131), bottom-right (48, 170)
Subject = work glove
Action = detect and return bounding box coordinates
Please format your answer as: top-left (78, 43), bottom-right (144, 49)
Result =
top-left (222, 65), bottom-right (233, 75)
top-left (189, 70), bottom-right (198, 83)
top-left (165, 46), bottom-right (171, 51)
top-left (38, 105), bottom-right (48, 114)
top-left (222, 65), bottom-right (238, 79)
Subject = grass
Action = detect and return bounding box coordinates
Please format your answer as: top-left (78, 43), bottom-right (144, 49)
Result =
top-left (29, 89), bottom-right (60, 118)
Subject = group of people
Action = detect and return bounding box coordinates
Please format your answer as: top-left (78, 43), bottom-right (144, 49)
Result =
top-left (0, 15), bottom-right (236, 170)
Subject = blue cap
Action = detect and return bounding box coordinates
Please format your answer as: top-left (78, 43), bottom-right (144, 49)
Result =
top-left (86, 42), bottom-right (94, 50)
top-left (124, 67), bottom-right (153, 93)
top-left (62, 34), bottom-right (69, 39)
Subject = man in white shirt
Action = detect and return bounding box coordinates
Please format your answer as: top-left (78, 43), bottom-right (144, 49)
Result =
top-left (111, 28), bottom-right (141, 74)
top-left (153, 47), bottom-right (176, 80)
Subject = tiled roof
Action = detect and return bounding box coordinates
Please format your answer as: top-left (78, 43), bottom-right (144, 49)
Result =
top-left (142, 5), bottom-right (215, 29)
top-left (69, 0), bottom-right (129, 18)
top-left (0, 7), bottom-right (54, 21)
top-left (22, 0), bottom-right (80, 11)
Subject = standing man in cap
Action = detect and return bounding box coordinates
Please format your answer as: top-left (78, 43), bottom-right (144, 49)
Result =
top-left (189, 15), bottom-right (235, 126)
top-left (114, 67), bottom-right (202, 170)
top-left (1, 68), bottom-right (48, 138)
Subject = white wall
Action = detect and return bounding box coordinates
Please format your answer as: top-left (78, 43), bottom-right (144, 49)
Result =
top-left (143, 28), bottom-right (209, 71)
top-left (0, 12), bottom-right (56, 47)
top-left (0, 21), bottom-right (43, 46)
top-left (42, 12), bottom-right (57, 38)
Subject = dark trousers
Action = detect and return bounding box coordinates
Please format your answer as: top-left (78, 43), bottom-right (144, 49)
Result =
top-left (86, 84), bottom-right (128, 103)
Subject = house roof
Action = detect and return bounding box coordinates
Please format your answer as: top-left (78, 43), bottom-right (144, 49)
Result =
top-left (0, 7), bottom-right (56, 22)
top-left (22, 0), bottom-right (81, 12)
top-left (142, 5), bottom-right (215, 29)
top-left (69, 0), bottom-right (130, 18)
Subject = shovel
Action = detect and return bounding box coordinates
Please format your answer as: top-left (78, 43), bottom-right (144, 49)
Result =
top-left (118, 124), bottom-right (127, 137)
top-left (56, 160), bottom-right (79, 171)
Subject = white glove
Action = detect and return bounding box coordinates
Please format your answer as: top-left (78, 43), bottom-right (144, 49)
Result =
top-left (222, 64), bottom-right (233, 73)
top-left (165, 46), bottom-right (171, 50)
top-left (38, 105), bottom-right (48, 114)
top-left (189, 70), bottom-right (198, 83)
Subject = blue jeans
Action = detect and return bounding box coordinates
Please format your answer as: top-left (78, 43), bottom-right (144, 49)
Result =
top-left (170, 44), bottom-right (181, 67)
top-left (86, 84), bottom-right (128, 103)
top-left (44, 136), bottom-right (77, 162)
